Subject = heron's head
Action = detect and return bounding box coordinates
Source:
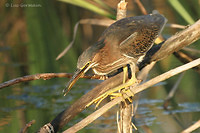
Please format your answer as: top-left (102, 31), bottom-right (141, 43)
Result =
top-left (63, 41), bottom-right (103, 96)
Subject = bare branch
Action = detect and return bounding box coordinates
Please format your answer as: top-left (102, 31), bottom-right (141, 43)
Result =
top-left (19, 120), bottom-right (36, 133)
top-left (63, 97), bottom-right (120, 133)
top-left (80, 19), bottom-right (115, 27)
top-left (133, 59), bottom-right (200, 94)
top-left (45, 72), bottom-right (126, 133)
top-left (181, 120), bottom-right (200, 133)
top-left (166, 23), bottom-right (186, 29)
top-left (139, 19), bottom-right (200, 69)
top-left (135, 0), bottom-right (148, 15)
top-left (174, 51), bottom-right (200, 74)
top-left (183, 47), bottom-right (200, 54)
top-left (152, 19), bottom-right (200, 61)
top-left (116, 1), bottom-right (132, 132)
top-left (163, 72), bottom-right (185, 109)
top-left (56, 22), bottom-right (80, 60)
top-left (0, 73), bottom-right (102, 89)
top-left (64, 58), bottom-right (200, 133)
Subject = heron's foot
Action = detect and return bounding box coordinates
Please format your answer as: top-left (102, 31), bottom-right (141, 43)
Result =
top-left (86, 91), bottom-right (111, 108)
top-left (86, 77), bottom-right (137, 108)
top-left (110, 92), bottom-right (123, 100)
top-left (109, 89), bottom-right (134, 107)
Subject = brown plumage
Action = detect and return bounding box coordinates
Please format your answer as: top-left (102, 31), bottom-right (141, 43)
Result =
top-left (63, 12), bottom-right (167, 95)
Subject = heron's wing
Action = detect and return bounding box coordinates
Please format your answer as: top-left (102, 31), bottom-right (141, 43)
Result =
top-left (119, 13), bottom-right (167, 58)
top-left (119, 26), bottom-right (159, 58)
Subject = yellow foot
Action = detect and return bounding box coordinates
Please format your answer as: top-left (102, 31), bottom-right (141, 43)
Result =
top-left (110, 92), bottom-right (123, 100)
top-left (86, 65), bottom-right (138, 108)
top-left (86, 77), bottom-right (137, 108)
top-left (110, 89), bottom-right (134, 102)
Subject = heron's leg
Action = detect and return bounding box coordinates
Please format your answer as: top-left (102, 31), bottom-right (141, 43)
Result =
top-left (86, 64), bottom-right (137, 107)
top-left (110, 66), bottom-right (133, 103)
top-left (122, 63), bottom-right (136, 99)
top-left (91, 66), bottom-right (128, 108)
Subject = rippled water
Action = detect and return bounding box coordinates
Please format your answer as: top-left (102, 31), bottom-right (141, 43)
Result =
top-left (0, 81), bottom-right (200, 133)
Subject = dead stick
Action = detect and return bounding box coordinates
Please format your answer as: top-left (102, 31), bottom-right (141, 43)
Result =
top-left (19, 120), bottom-right (36, 133)
top-left (116, 0), bottom-right (133, 132)
top-left (0, 73), bottom-right (102, 89)
top-left (174, 51), bottom-right (200, 74)
top-left (65, 58), bottom-right (200, 133)
top-left (47, 72), bottom-right (126, 133)
top-left (135, 0), bottom-right (148, 15)
top-left (139, 19), bottom-right (200, 69)
top-left (181, 119), bottom-right (200, 133)
top-left (152, 20), bottom-right (200, 61)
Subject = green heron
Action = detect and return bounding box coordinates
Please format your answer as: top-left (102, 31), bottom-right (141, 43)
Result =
top-left (63, 12), bottom-right (167, 102)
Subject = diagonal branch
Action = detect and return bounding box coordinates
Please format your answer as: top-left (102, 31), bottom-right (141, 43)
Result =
top-left (65, 58), bottom-right (200, 133)
top-left (152, 20), bottom-right (200, 61)
top-left (139, 19), bottom-right (200, 69)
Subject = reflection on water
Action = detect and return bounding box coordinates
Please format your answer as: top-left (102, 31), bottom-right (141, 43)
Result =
top-left (0, 82), bottom-right (200, 133)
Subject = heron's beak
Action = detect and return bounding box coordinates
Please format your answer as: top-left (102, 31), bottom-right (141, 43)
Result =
top-left (63, 62), bottom-right (92, 96)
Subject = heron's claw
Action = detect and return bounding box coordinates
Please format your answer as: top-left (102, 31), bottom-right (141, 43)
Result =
top-left (86, 77), bottom-right (137, 108)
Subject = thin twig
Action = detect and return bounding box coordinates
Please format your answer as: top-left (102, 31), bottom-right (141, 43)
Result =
top-left (116, 0), bottom-right (132, 133)
top-left (117, 110), bottom-right (121, 133)
top-left (56, 22), bottom-right (80, 60)
top-left (19, 120), bottom-right (36, 133)
top-left (64, 58), bottom-right (200, 133)
top-left (183, 47), bottom-right (200, 54)
top-left (163, 72), bottom-right (185, 109)
top-left (80, 19), bottom-right (115, 27)
top-left (0, 73), bottom-right (102, 89)
top-left (135, 0), bottom-right (148, 15)
top-left (181, 120), bottom-right (200, 133)
top-left (133, 59), bottom-right (200, 94)
top-left (166, 23), bottom-right (186, 29)
top-left (173, 51), bottom-right (200, 74)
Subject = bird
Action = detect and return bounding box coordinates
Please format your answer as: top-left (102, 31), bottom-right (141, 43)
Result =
top-left (63, 12), bottom-right (167, 102)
